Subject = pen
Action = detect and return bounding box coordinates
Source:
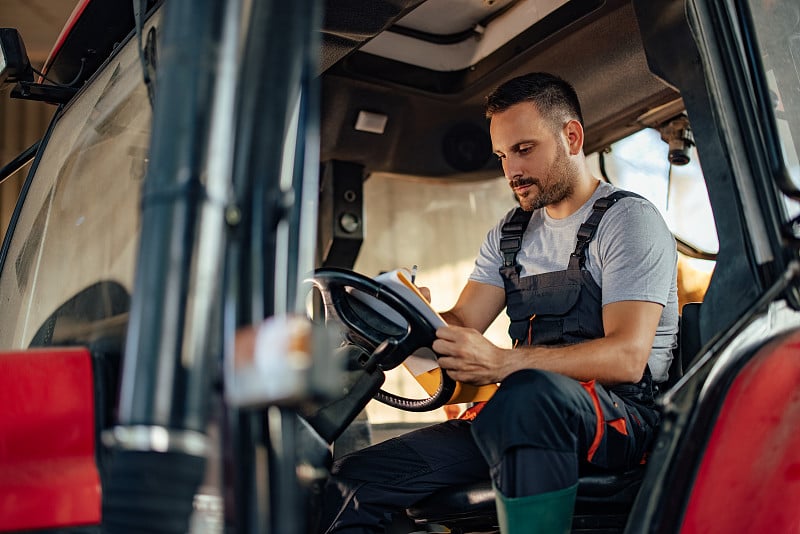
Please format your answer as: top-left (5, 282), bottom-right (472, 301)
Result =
top-left (411, 264), bottom-right (418, 284)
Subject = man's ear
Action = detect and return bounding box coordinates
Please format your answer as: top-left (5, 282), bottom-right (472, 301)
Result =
top-left (563, 119), bottom-right (584, 155)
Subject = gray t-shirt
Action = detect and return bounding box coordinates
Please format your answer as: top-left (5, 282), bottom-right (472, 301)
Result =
top-left (470, 181), bottom-right (679, 382)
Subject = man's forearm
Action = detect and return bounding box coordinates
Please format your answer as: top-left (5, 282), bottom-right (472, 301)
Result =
top-left (435, 300), bottom-right (661, 387)
top-left (497, 336), bottom-right (649, 385)
top-left (440, 310), bottom-right (465, 327)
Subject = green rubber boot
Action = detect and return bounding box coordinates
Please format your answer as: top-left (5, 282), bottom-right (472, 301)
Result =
top-left (494, 483), bottom-right (578, 534)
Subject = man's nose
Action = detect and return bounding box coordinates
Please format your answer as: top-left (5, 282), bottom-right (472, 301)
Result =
top-left (503, 156), bottom-right (523, 181)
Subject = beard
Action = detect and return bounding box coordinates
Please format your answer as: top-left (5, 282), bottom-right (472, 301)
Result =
top-left (512, 147), bottom-right (577, 211)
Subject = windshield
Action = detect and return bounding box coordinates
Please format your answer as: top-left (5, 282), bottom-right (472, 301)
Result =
top-left (0, 29), bottom-right (150, 349)
top-left (354, 174), bottom-right (516, 424)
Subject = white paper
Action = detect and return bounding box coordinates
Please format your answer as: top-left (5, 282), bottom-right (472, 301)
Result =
top-left (373, 268), bottom-right (445, 375)
top-left (373, 268), bottom-right (446, 328)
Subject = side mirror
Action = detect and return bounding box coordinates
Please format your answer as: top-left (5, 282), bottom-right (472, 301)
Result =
top-left (0, 28), bottom-right (33, 87)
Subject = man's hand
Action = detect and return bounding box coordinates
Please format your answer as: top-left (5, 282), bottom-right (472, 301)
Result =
top-left (416, 286), bottom-right (431, 302)
top-left (433, 325), bottom-right (506, 386)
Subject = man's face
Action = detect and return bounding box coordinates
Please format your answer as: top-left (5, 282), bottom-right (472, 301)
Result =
top-left (490, 102), bottom-right (577, 211)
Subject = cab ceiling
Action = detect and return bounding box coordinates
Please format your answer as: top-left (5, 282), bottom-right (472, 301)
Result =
top-left (319, 0), bottom-right (682, 180)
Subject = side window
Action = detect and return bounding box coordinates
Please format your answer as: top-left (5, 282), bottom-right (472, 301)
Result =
top-left (589, 128), bottom-right (717, 308)
top-left (0, 26), bottom-right (152, 350)
top-left (747, 2), bottom-right (800, 220)
top-left (592, 128), bottom-right (718, 253)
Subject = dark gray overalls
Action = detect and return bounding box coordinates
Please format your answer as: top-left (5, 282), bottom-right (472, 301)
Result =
top-left (319, 192), bottom-right (661, 533)
top-left (470, 191), bottom-right (660, 496)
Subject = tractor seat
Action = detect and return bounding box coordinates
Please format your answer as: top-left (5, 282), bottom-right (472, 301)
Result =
top-left (407, 465), bottom-right (644, 533)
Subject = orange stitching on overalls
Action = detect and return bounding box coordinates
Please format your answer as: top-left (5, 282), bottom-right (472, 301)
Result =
top-left (579, 379), bottom-right (604, 462)
top-left (608, 418), bottom-right (628, 436)
top-left (458, 402), bottom-right (486, 420)
top-left (526, 314), bottom-right (536, 345)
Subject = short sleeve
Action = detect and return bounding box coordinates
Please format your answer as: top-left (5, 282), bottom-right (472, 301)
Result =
top-left (592, 198), bottom-right (677, 307)
top-left (468, 215), bottom-right (509, 288)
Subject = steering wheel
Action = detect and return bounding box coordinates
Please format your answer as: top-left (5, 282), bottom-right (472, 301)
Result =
top-left (309, 267), bottom-right (456, 412)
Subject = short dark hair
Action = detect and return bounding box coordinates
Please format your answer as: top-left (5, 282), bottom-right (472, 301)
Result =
top-left (485, 72), bottom-right (584, 130)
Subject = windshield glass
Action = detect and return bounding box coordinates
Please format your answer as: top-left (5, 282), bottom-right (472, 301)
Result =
top-left (0, 30), bottom-right (150, 349)
top-left (354, 174), bottom-right (516, 424)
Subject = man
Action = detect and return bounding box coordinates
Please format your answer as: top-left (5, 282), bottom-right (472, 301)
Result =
top-left (319, 72), bottom-right (679, 533)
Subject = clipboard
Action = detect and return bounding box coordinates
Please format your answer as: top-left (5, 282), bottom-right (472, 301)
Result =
top-left (374, 269), bottom-right (498, 404)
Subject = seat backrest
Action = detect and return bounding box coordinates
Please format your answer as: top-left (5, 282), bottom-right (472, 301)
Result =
top-left (680, 302), bottom-right (703, 371)
top-left (661, 302), bottom-right (703, 392)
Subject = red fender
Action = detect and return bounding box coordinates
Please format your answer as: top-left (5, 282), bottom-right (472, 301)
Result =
top-left (682, 331), bottom-right (800, 532)
top-left (0, 348), bottom-right (101, 530)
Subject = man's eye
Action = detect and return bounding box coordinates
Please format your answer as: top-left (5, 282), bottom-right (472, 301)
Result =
top-left (518, 146), bottom-right (532, 155)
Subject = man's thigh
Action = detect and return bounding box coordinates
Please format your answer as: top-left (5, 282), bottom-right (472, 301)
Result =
top-left (472, 369), bottom-right (655, 471)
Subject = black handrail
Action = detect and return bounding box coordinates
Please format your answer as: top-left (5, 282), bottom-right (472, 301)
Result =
top-left (0, 141), bottom-right (39, 186)
top-left (102, 1), bottom-right (227, 532)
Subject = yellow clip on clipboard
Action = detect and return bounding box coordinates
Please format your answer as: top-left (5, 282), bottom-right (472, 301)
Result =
top-left (411, 367), bottom-right (498, 404)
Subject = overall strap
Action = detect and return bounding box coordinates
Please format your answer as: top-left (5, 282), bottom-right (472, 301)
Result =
top-left (568, 191), bottom-right (643, 270)
top-left (500, 208), bottom-right (534, 269)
